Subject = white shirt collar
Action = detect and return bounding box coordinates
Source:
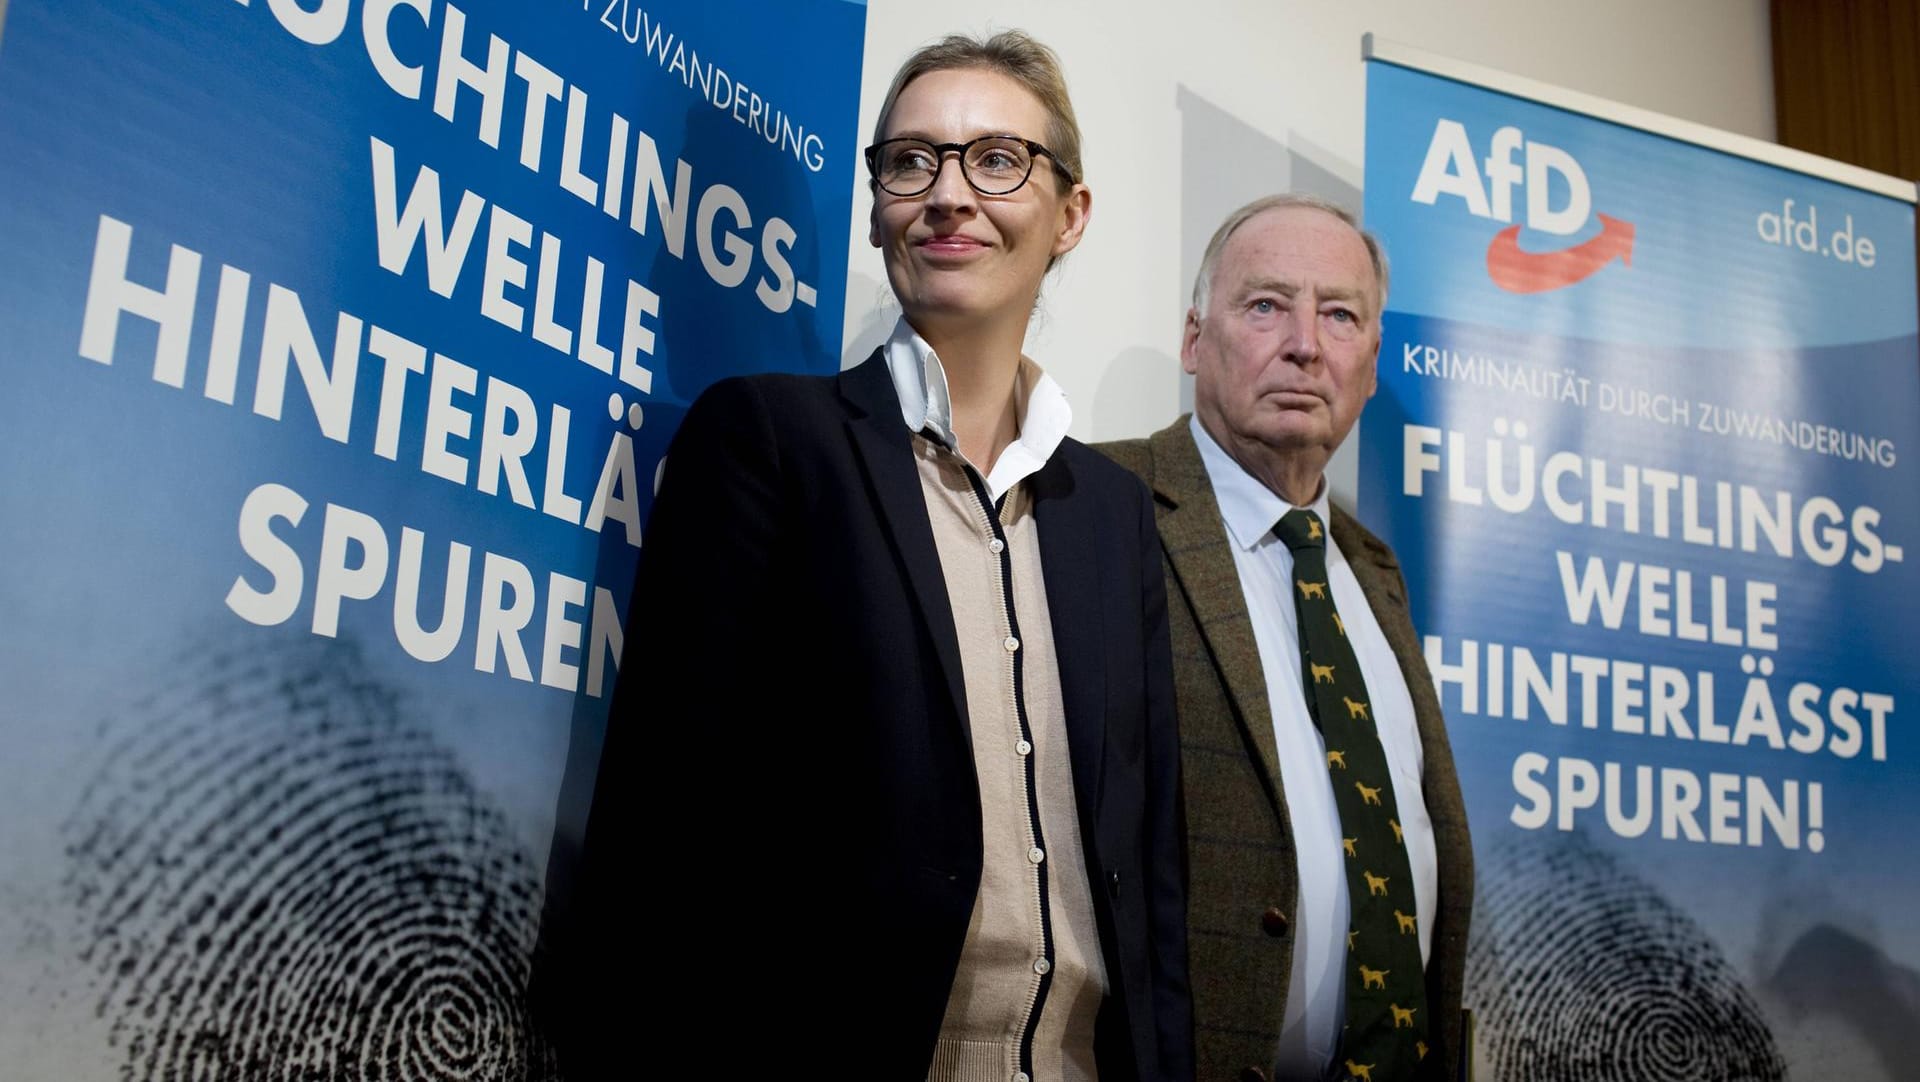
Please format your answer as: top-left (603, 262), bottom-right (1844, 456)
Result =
top-left (882, 317), bottom-right (1073, 501)
top-left (1190, 414), bottom-right (1332, 552)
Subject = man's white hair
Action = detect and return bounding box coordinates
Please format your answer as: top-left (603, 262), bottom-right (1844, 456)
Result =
top-left (1190, 193), bottom-right (1390, 319)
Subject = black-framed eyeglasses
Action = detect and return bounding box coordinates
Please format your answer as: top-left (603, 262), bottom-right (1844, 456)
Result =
top-left (864, 136), bottom-right (1075, 197)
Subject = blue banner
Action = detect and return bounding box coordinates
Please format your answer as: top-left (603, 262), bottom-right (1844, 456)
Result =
top-left (0, 0), bottom-right (863, 1075)
top-left (1362, 58), bottom-right (1918, 1081)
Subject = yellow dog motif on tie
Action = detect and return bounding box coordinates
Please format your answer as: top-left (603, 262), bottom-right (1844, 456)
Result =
top-left (1343, 837), bottom-right (1357, 858)
top-left (1395, 909), bottom-right (1417, 934)
top-left (1296, 579), bottom-right (1328, 600)
top-left (1311, 661), bottom-right (1337, 684)
top-left (1333, 611), bottom-right (1345, 636)
top-left (1307, 517), bottom-right (1322, 540)
top-left (1344, 696), bottom-right (1370, 720)
top-left (1416, 1041), bottom-right (1429, 1061)
top-left (1389, 818), bottom-right (1403, 844)
top-left (1358, 965), bottom-right (1388, 990)
top-left (1391, 1003), bottom-right (1417, 1029)
top-left (1363, 870), bottom-right (1390, 896)
top-left (1327, 749), bottom-right (1347, 770)
top-left (1345, 1061), bottom-right (1373, 1082)
top-left (1355, 781), bottom-right (1383, 806)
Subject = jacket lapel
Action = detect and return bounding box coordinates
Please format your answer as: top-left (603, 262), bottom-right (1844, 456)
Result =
top-left (1032, 453), bottom-right (1106, 812)
top-left (839, 352), bottom-right (968, 731)
top-left (1333, 503), bottom-right (1478, 990)
top-left (1332, 508), bottom-right (1407, 617)
top-left (1332, 504), bottom-right (1474, 860)
top-left (1147, 420), bottom-right (1288, 805)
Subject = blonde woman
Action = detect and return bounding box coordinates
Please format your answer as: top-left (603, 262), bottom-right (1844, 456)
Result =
top-left (579, 32), bottom-right (1191, 1081)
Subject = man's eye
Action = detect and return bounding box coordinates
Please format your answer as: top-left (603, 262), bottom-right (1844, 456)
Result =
top-left (1251, 299), bottom-right (1278, 314)
top-left (1329, 308), bottom-right (1356, 323)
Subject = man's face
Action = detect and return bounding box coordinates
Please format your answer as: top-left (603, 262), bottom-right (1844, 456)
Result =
top-left (1184, 205), bottom-right (1382, 488)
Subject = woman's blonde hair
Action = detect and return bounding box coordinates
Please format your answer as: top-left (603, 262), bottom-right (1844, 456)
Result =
top-left (871, 30), bottom-right (1084, 189)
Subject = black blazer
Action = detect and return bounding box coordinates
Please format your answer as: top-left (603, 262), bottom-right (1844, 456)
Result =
top-left (568, 352), bottom-right (1193, 1080)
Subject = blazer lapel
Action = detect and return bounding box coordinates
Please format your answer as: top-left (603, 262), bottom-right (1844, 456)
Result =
top-left (1032, 454), bottom-right (1106, 812)
top-left (1147, 420), bottom-right (1288, 805)
top-left (839, 352), bottom-right (968, 731)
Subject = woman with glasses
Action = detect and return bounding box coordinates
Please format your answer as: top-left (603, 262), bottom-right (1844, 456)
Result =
top-left (580, 31), bottom-right (1191, 1082)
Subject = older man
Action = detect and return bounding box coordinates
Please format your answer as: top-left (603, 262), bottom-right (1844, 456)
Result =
top-left (1101, 195), bottom-right (1472, 1082)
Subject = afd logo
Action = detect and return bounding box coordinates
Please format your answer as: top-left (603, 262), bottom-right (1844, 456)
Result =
top-left (1410, 119), bottom-right (1634, 294)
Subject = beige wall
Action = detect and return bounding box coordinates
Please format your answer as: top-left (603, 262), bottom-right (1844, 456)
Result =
top-left (841, 0), bottom-right (1773, 495)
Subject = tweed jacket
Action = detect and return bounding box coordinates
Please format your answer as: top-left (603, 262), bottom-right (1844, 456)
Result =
top-left (1100, 418), bottom-right (1473, 1082)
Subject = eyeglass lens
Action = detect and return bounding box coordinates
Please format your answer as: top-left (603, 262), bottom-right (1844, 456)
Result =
top-left (872, 138), bottom-right (1036, 196)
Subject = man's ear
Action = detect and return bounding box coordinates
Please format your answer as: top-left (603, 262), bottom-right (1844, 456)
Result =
top-left (1180, 308), bottom-right (1203, 375)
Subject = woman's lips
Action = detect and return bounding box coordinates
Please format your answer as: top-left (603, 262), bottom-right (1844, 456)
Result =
top-left (917, 234), bottom-right (989, 256)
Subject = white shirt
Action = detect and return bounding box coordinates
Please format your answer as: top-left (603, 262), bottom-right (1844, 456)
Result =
top-left (882, 318), bottom-right (1072, 501)
top-left (1191, 416), bottom-right (1438, 1081)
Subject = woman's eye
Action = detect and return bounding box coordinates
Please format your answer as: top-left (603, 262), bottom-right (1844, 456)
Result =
top-left (887, 147), bottom-right (936, 173)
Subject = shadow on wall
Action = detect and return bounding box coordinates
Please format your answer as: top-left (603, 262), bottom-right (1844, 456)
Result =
top-left (1754, 887), bottom-right (1920, 1082)
top-left (843, 270), bottom-right (898, 369)
top-left (1096, 346), bottom-right (1181, 435)
top-left (1175, 85), bottom-right (1367, 498)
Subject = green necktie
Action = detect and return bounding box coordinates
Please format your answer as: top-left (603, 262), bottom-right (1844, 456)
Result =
top-left (1276, 508), bottom-right (1431, 1082)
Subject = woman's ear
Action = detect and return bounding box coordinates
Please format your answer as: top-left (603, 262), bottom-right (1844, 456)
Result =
top-left (1051, 183), bottom-right (1092, 258)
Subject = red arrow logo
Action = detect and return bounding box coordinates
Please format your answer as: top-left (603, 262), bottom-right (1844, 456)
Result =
top-left (1485, 213), bottom-right (1635, 293)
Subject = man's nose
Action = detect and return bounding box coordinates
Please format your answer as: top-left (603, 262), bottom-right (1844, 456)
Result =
top-left (1282, 311), bottom-right (1321, 364)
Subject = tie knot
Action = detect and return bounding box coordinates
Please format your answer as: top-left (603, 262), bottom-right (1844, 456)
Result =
top-left (1275, 508), bottom-right (1326, 552)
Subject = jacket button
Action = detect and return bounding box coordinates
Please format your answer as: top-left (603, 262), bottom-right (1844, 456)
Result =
top-left (1239, 1068), bottom-right (1269, 1082)
top-left (1108, 870), bottom-right (1122, 896)
top-left (1261, 906), bottom-right (1289, 937)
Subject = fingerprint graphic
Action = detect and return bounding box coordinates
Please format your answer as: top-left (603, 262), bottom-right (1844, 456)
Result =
top-left (1466, 831), bottom-right (1786, 1082)
top-left (62, 633), bottom-right (560, 1081)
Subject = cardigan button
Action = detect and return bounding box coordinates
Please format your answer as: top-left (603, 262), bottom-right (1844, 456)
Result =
top-left (1261, 906), bottom-right (1290, 937)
